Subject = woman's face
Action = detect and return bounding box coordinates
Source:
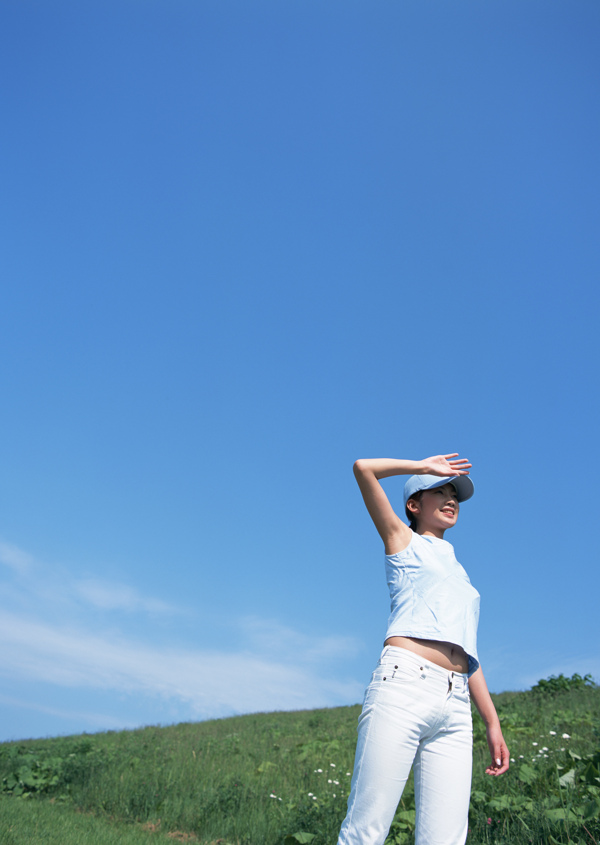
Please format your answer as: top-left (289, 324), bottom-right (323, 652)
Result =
top-left (412, 483), bottom-right (460, 534)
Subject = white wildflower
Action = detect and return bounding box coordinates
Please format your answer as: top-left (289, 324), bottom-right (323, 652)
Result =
top-left (330, 763), bottom-right (336, 767)
top-left (562, 733), bottom-right (571, 739)
top-left (532, 742), bottom-right (538, 746)
top-left (549, 731), bottom-right (556, 736)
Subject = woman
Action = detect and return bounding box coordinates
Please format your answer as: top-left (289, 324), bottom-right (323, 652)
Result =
top-left (337, 453), bottom-right (509, 845)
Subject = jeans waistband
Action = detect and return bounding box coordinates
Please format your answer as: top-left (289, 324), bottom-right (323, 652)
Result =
top-left (379, 645), bottom-right (469, 689)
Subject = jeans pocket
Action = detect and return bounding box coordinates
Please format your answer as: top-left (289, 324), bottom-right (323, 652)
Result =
top-left (377, 655), bottom-right (420, 685)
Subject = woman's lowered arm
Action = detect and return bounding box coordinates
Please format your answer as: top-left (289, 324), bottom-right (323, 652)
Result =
top-left (469, 667), bottom-right (510, 775)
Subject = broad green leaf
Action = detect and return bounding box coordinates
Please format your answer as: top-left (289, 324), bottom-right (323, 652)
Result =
top-left (545, 807), bottom-right (578, 821)
top-left (284, 834), bottom-right (316, 845)
top-left (581, 797), bottom-right (600, 821)
top-left (518, 763), bottom-right (537, 784)
top-left (4, 773), bottom-right (18, 790)
top-left (559, 768), bottom-right (576, 787)
top-left (582, 762), bottom-right (600, 785)
top-left (488, 794), bottom-right (513, 811)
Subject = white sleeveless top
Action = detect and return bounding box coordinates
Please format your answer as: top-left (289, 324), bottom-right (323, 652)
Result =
top-left (384, 532), bottom-right (480, 676)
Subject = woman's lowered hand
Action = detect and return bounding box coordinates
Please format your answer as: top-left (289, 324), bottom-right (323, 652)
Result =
top-left (485, 724), bottom-right (510, 776)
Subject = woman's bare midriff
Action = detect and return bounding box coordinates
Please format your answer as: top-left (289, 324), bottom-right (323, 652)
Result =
top-left (384, 636), bottom-right (469, 674)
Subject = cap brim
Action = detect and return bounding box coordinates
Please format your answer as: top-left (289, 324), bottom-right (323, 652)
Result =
top-left (426, 475), bottom-right (474, 502)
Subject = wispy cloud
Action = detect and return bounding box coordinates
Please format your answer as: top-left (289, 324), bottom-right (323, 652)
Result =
top-left (240, 616), bottom-right (363, 663)
top-left (73, 579), bottom-right (176, 614)
top-left (0, 537), bottom-right (178, 618)
top-left (0, 541), bottom-right (35, 575)
top-left (0, 612), bottom-right (363, 718)
top-left (0, 692), bottom-right (129, 730)
top-left (0, 538), bottom-right (365, 733)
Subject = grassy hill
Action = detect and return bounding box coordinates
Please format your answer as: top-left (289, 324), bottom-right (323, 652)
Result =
top-left (1, 675), bottom-right (599, 845)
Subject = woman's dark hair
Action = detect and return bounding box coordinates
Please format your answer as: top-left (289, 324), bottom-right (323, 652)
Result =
top-left (405, 490), bottom-right (423, 532)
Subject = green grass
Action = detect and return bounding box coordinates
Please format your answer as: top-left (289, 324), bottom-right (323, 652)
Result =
top-left (0, 796), bottom-right (187, 845)
top-left (1, 677), bottom-right (599, 845)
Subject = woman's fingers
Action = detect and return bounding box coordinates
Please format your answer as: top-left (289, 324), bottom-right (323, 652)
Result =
top-left (448, 459), bottom-right (472, 474)
top-left (485, 741), bottom-right (510, 776)
top-left (424, 454), bottom-right (473, 476)
top-left (497, 743), bottom-right (510, 774)
top-left (443, 454), bottom-right (472, 468)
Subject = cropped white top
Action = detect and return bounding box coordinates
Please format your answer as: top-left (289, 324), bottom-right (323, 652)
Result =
top-left (384, 532), bottom-right (480, 676)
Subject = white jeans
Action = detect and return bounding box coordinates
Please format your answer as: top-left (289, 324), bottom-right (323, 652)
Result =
top-left (338, 646), bottom-right (473, 845)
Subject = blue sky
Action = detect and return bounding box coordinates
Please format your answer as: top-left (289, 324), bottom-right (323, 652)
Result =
top-left (1, 0), bottom-right (599, 742)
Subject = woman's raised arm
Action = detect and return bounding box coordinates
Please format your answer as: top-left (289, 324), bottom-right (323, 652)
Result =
top-left (353, 454), bottom-right (471, 555)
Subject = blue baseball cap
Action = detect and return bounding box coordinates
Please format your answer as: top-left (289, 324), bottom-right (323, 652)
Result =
top-left (403, 474), bottom-right (474, 507)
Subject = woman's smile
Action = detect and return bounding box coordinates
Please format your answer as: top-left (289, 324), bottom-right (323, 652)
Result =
top-left (415, 484), bottom-right (460, 535)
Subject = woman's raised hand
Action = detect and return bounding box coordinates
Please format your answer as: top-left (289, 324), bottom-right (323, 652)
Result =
top-left (422, 454), bottom-right (472, 477)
